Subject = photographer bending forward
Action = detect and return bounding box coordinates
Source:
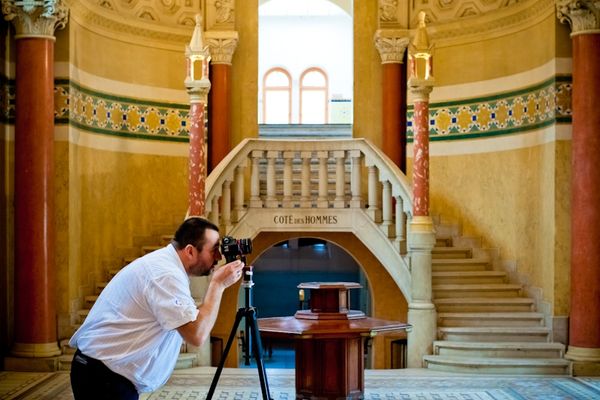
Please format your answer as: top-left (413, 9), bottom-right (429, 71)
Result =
top-left (69, 217), bottom-right (244, 400)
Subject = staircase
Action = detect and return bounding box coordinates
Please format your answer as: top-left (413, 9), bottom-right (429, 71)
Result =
top-left (423, 222), bottom-right (571, 375)
top-left (59, 232), bottom-right (198, 371)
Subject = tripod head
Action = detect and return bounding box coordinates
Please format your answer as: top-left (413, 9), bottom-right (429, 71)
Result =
top-left (240, 256), bottom-right (254, 289)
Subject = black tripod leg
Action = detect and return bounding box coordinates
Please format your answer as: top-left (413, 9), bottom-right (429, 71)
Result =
top-left (206, 308), bottom-right (245, 400)
top-left (247, 309), bottom-right (273, 400)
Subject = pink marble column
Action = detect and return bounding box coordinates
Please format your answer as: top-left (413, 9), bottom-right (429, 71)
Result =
top-left (188, 102), bottom-right (207, 216)
top-left (411, 97), bottom-right (431, 217)
top-left (3, 1), bottom-right (67, 360)
top-left (557, 0), bottom-right (600, 374)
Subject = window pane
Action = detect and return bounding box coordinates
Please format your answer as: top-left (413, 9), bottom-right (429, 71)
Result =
top-left (265, 91), bottom-right (291, 123)
top-left (265, 70), bottom-right (290, 87)
top-left (301, 91), bottom-right (327, 124)
top-left (302, 70), bottom-right (326, 87)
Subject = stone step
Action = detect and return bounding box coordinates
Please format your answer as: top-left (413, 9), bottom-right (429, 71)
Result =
top-left (77, 309), bottom-right (90, 324)
top-left (434, 297), bottom-right (535, 313)
top-left (123, 256), bottom-right (139, 265)
top-left (161, 235), bottom-right (173, 245)
top-left (432, 258), bottom-right (491, 272)
top-left (142, 245), bottom-right (161, 254)
top-left (432, 341), bottom-right (565, 358)
top-left (108, 268), bottom-right (121, 279)
top-left (432, 247), bottom-right (472, 259)
top-left (438, 326), bottom-right (551, 342)
top-left (433, 283), bottom-right (521, 298)
top-left (96, 282), bottom-right (108, 294)
top-left (84, 295), bottom-right (99, 308)
top-left (432, 270), bottom-right (507, 285)
top-left (435, 236), bottom-right (452, 247)
top-left (423, 355), bottom-right (571, 375)
top-left (438, 312), bottom-right (545, 327)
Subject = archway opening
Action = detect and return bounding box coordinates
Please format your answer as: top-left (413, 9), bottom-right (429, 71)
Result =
top-left (241, 237), bottom-right (371, 368)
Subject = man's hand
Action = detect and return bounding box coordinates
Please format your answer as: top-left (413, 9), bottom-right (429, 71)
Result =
top-left (211, 259), bottom-right (244, 289)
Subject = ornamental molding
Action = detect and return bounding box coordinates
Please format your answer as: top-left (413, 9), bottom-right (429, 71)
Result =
top-left (556, 0), bottom-right (600, 35)
top-left (424, 0), bottom-right (556, 47)
top-left (374, 29), bottom-right (410, 64)
top-left (2, 0), bottom-right (68, 38)
top-left (205, 30), bottom-right (238, 65)
top-left (65, 0), bottom-right (199, 51)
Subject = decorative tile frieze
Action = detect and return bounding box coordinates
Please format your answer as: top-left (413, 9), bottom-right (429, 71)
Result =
top-left (61, 80), bottom-right (190, 142)
top-left (407, 77), bottom-right (573, 141)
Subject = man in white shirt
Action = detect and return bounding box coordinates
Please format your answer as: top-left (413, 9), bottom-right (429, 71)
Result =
top-left (69, 217), bottom-right (244, 399)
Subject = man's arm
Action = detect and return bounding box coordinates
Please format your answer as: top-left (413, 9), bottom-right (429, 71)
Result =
top-left (177, 260), bottom-right (244, 347)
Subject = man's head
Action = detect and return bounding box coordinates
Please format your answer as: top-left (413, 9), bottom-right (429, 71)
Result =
top-left (172, 217), bottom-right (222, 276)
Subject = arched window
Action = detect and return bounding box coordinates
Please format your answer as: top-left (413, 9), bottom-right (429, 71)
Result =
top-left (299, 67), bottom-right (328, 124)
top-left (262, 67), bottom-right (292, 124)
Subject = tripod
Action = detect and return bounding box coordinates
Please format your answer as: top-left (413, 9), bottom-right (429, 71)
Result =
top-left (206, 262), bottom-right (273, 400)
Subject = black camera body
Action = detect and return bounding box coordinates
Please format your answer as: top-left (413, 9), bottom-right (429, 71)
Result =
top-left (220, 236), bottom-right (252, 263)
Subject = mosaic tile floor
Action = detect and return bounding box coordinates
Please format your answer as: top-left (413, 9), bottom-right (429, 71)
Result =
top-left (1, 368), bottom-right (599, 400)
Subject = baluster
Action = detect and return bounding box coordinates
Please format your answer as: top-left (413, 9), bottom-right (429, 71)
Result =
top-left (349, 150), bottom-right (363, 208)
top-left (300, 151), bottom-right (312, 208)
top-left (249, 150), bottom-right (263, 208)
top-left (317, 151), bottom-right (329, 208)
top-left (210, 195), bottom-right (220, 227)
top-left (222, 180), bottom-right (232, 233)
top-left (367, 166), bottom-right (382, 222)
top-left (233, 164), bottom-right (247, 221)
top-left (395, 195), bottom-right (407, 254)
top-left (282, 151), bottom-right (294, 208)
top-left (380, 180), bottom-right (394, 237)
top-left (265, 150), bottom-right (280, 208)
top-left (333, 150), bottom-right (346, 208)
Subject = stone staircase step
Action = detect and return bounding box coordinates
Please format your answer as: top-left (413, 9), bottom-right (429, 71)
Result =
top-left (423, 355), bottom-right (571, 375)
top-left (108, 268), bottom-right (121, 279)
top-left (96, 282), bottom-right (108, 294)
top-left (432, 341), bottom-right (565, 358)
top-left (433, 283), bottom-right (521, 298)
top-left (435, 236), bottom-right (452, 247)
top-left (432, 258), bottom-right (491, 272)
top-left (123, 256), bottom-right (138, 265)
top-left (84, 295), bottom-right (99, 308)
top-left (438, 312), bottom-right (545, 327)
top-left (432, 271), bottom-right (507, 285)
top-left (174, 353), bottom-right (198, 370)
top-left (434, 297), bottom-right (535, 312)
top-left (142, 245), bottom-right (161, 254)
top-left (161, 235), bottom-right (173, 245)
top-left (432, 247), bottom-right (472, 259)
top-left (438, 326), bottom-right (551, 342)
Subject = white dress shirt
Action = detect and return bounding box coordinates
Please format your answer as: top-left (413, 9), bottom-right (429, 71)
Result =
top-left (69, 244), bottom-right (199, 393)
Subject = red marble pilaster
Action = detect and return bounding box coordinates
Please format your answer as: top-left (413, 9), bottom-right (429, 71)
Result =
top-left (13, 37), bottom-right (60, 356)
top-left (382, 63), bottom-right (407, 173)
top-left (569, 33), bottom-right (600, 350)
top-left (208, 63), bottom-right (231, 173)
top-left (412, 99), bottom-right (430, 217)
top-left (189, 102), bottom-right (207, 216)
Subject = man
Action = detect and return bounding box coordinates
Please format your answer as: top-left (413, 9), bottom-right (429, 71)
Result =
top-left (69, 217), bottom-right (244, 399)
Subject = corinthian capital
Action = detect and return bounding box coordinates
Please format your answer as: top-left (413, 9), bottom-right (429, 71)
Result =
top-left (205, 31), bottom-right (239, 65)
top-left (556, 0), bottom-right (600, 35)
top-left (374, 29), bottom-right (410, 64)
top-left (1, 0), bottom-right (68, 39)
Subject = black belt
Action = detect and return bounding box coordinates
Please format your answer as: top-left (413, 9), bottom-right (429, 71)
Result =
top-left (73, 348), bottom-right (104, 367)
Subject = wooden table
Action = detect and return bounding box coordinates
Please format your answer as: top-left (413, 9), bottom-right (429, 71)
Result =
top-left (258, 282), bottom-right (410, 399)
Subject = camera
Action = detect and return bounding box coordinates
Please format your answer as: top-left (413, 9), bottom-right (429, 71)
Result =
top-left (220, 236), bottom-right (253, 263)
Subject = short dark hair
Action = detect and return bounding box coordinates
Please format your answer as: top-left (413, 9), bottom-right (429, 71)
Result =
top-left (172, 217), bottom-right (219, 251)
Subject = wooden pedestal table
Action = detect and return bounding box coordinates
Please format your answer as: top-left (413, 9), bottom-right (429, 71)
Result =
top-left (258, 282), bottom-right (410, 400)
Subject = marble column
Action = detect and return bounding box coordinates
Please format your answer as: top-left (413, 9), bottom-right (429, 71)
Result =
top-left (557, 0), bottom-right (600, 375)
top-left (406, 11), bottom-right (437, 368)
top-left (206, 32), bottom-right (238, 173)
top-left (374, 31), bottom-right (409, 173)
top-left (185, 16), bottom-right (211, 217)
top-left (2, 1), bottom-right (68, 360)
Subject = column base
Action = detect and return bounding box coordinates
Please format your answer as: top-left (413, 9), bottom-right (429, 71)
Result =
top-left (407, 303), bottom-right (436, 368)
top-left (11, 341), bottom-right (61, 357)
top-left (3, 355), bottom-right (60, 372)
top-left (566, 345), bottom-right (600, 376)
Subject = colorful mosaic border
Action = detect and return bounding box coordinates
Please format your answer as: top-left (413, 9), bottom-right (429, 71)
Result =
top-left (406, 76), bottom-right (572, 142)
top-left (0, 76), bottom-right (572, 144)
